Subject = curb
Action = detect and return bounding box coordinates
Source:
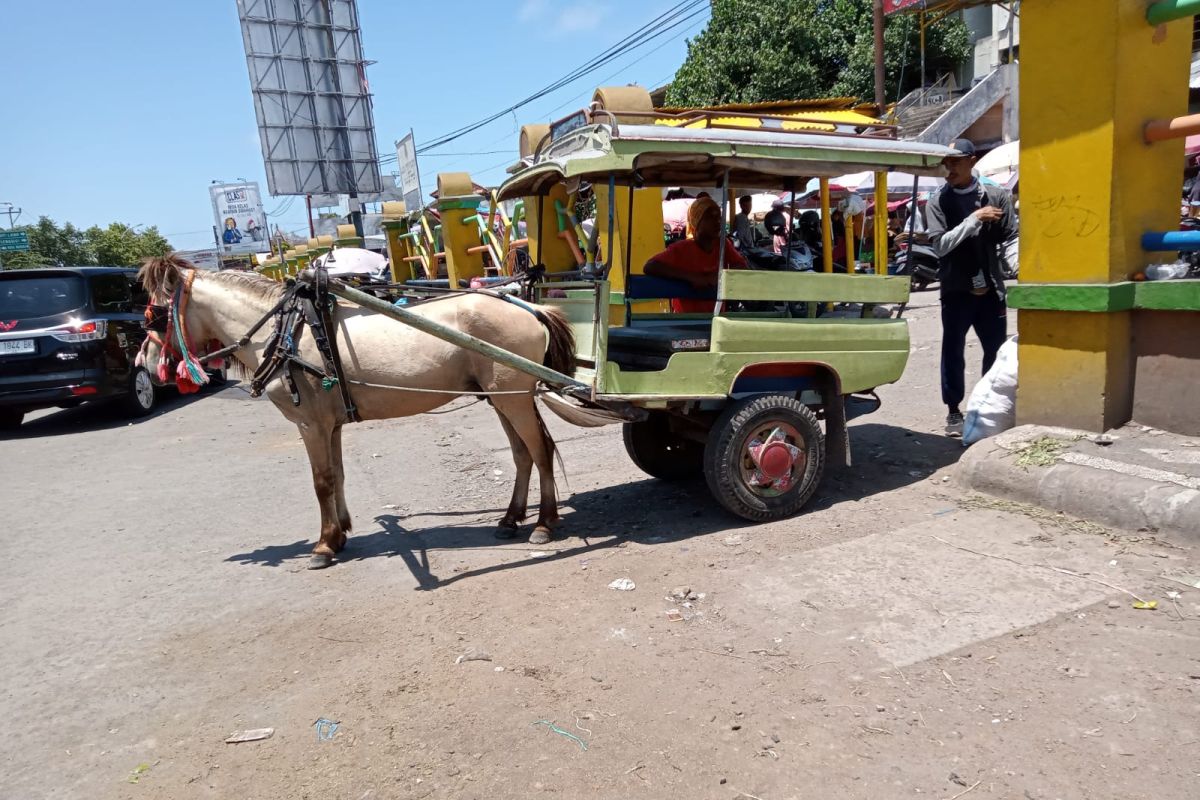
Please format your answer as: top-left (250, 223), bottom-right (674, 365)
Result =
top-left (956, 425), bottom-right (1200, 540)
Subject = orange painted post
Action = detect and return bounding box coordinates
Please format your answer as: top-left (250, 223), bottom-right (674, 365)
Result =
top-left (1143, 112), bottom-right (1200, 143)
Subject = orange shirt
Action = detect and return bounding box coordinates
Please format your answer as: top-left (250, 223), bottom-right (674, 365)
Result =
top-left (650, 238), bottom-right (747, 312)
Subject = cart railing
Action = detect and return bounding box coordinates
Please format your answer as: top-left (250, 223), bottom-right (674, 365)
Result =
top-left (717, 271), bottom-right (911, 305)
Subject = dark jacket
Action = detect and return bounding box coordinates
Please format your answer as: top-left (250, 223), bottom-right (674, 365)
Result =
top-left (924, 180), bottom-right (1017, 299)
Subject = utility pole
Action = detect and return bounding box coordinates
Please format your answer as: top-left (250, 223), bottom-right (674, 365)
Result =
top-left (1, 202), bottom-right (22, 229)
top-left (873, 0), bottom-right (887, 111)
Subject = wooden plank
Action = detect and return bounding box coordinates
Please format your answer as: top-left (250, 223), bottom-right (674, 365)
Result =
top-left (718, 270), bottom-right (911, 303)
top-left (329, 282), bottom-right (587, 391)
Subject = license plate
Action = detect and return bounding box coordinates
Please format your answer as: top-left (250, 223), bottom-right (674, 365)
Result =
top-left (0, 339), bottom-right (35, 356)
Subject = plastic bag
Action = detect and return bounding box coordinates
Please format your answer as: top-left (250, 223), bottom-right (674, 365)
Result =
top-left (963, 336), bottom-right (1018, 446)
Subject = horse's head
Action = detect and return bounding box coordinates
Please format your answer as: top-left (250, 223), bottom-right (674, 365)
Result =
top-left (137, 253), bottom-right (211, 391)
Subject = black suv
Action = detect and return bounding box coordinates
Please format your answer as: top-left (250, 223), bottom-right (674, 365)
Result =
top-left (0, 267), bottom-right (157, 429)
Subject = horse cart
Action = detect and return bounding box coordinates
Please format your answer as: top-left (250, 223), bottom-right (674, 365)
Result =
top-left (329, 109), bottom-right (954, 522)
top-left (138, 102), bottom-right (953, 565)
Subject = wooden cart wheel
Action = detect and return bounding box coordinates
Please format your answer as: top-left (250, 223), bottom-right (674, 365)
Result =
top-left (703, 394), bottom-right (824, 521)
top-left (622, 412), bottom-right (704, 481)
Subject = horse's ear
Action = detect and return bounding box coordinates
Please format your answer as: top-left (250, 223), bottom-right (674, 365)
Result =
top-left (138, 253), bottom-right (189, 301)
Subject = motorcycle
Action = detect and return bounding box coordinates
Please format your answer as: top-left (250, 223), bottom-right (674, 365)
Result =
top-left (893, 240), bottom-right (940, 291)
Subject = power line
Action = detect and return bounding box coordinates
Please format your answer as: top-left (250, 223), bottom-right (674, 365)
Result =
top-left (414, 0), bottom-right (708, 154)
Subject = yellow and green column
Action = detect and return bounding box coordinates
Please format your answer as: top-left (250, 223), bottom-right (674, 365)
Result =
top-left (1008, 0), bottom-right (1195, 432)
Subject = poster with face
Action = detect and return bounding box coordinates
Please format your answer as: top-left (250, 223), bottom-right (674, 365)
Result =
top-left (210, 182), bottom-right (267, 251)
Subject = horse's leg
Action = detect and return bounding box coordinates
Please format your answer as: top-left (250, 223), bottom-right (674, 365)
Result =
top-left (299, 421), bottom-right (343, 570)
top-left (491, 394), bottom-right (559, 545)
top-left (330, 424), bottom-right (352, 542)
top-left (492, 410), bottom-right (533, 540)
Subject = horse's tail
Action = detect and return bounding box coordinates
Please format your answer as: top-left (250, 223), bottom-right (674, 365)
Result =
top-left (532, 305), bottom-right (576, 379)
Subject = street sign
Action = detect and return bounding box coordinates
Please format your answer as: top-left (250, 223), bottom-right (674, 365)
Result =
top-left (396, 131), bottom-right (423, 213)
top-left (0, 230), bottom-right (30, 253)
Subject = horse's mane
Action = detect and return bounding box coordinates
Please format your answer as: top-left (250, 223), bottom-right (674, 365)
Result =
top-left (202, 268), bottom-right (285, 301)
top-left (139, 253), bottom-right (283, 302)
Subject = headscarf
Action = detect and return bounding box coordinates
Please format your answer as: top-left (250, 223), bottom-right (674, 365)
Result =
top-left (688, 196), bottom-right (720, 240)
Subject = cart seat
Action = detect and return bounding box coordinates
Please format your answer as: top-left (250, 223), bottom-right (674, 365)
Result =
top-left (606, 320), bottom-right (713, 372)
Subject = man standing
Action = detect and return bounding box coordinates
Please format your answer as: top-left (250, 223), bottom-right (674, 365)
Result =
top-left (733, 195), bottom-right (755, 250)
top-left (926, 139), bottom-right (1018, 437)
top-left (764, 198), bottom-right (790, 254)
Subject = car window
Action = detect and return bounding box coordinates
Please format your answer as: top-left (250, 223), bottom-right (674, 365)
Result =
top-left (91, 274), bottom-right (132, 313)
top-left (127, 276), bottom-right (149, 313)
top-left (0, 275), bottom-right (87, 319)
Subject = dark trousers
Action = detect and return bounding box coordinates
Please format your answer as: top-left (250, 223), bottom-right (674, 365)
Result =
top-left (940, 290), bottom-right (1007, 410)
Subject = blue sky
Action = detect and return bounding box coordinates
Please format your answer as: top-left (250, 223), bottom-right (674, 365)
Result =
top-left (1, 0), bottom-right (707, 251)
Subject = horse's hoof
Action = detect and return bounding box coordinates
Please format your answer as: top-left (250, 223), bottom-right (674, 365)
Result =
top-left (307, 553), bottom-right (334, 570)
top-left (494, 525), bottom-right (519, 540)
top-left (529, 528), bottom-right (553, 545)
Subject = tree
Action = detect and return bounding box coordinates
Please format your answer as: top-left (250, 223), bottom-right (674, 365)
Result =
top-left (665, 0), bottom-right (971, 107)
top-left (1, 217), bottom-right (171, 269)
top-left (86, 223), bottom-right (171, 266)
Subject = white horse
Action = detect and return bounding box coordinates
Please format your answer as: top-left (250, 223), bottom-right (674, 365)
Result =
top-left (138, 255), bottom-right (575, 568)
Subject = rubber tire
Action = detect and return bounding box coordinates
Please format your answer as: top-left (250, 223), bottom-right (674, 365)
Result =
top-left (703, 394), bottom-right (825, 522)
top-left (622, 413), bottom-right (705, 481)
top-left (123, 366), bottom-right (157, 417)
top-left (0, 408), bottom-right (24, 430)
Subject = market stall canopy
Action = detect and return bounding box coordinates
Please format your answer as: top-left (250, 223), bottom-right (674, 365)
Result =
top-left (975, 140), bottom-right (1019, 188)
top-left (498, 122), bottom-right (956, 200)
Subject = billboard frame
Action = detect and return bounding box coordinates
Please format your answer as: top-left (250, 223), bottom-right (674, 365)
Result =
top-left (236, 0), bottom-right (383, 198)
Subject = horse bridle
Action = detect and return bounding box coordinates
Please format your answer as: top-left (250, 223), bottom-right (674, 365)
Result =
top-left (139, 269), bottom-right (276, 393)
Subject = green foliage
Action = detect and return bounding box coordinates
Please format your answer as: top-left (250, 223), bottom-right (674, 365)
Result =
top-left (665, 0), bottom-right (972, 107)
top-left (1, 217), bottom-right (172, 269)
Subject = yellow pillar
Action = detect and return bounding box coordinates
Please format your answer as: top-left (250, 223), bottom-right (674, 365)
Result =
top-left (1015, 0), bottom-right (1190, 431)
top-left (819, 179), bottom-right (834, 274)
top-left (380, 201), bottom-right (414, 282)
top-left (334, 225), bottom-right (362, 249)
top-left (873, 172), bottom-right (888, 276)
top-left (290, 245), bottom-right (309, 277)
top-left (592, 182), bottom-right (665, 292)
top-left (518, 125), bottom-right (577, 273)
top-left (437, 172), bottom-right (486, 286)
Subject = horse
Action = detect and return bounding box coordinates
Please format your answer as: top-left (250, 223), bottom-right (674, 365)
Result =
top-left (137, 254), bottom-right (576, 569)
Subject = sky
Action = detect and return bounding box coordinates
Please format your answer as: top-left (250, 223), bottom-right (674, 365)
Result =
top-left (0, 0), bottom-right (708, 251)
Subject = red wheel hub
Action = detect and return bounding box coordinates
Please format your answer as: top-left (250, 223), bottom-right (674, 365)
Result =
top-left (756, 441), bottom-right (795, 480)
top-left (746, 426), bottom-right (805, 494)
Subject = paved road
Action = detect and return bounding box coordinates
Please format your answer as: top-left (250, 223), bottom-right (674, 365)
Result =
top-left (2, 297), bottom-right (1197, 800)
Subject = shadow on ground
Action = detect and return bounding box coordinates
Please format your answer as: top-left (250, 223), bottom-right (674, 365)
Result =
top-left (0, 383), bottom-right (233, 440)
top-left (225, 424), bottom-right (963, 589)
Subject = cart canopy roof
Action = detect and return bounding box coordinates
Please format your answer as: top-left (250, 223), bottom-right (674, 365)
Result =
top-left (497, 119), bottom-right (956, 200)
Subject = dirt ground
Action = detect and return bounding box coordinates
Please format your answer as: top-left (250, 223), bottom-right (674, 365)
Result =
top-left (2, 297), bottom-right (1198, 800)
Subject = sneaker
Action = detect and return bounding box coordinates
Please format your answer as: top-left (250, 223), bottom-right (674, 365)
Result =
top-left (945, 412), bottom-right (964, 438)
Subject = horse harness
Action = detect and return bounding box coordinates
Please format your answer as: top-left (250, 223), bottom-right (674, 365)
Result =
top-left (149, 265), bottom-right (550, 424)
top-left (248, 266), bottom-right (360, 422)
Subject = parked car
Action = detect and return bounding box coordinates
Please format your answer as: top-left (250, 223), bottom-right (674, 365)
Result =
top-left (0, 267), bottom-right (158, 429)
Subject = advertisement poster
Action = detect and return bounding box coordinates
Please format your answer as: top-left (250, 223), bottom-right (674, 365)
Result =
top-left (210, 181), bottom-right (267, 252)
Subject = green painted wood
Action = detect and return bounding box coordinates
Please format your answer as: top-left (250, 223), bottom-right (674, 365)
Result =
top-left (718, 271), bottom-right (911, 303)
top-left (1134, 278), bottom-right (1200, 310)
top-left (1006, 280), bottom-right (1200, 312)
top-left (1007, 282), bottom-right (1134, 312)
top-left (437, 196), bottom-right (483, 211)
top-left (1147, 0), bottom-right (1200, 25)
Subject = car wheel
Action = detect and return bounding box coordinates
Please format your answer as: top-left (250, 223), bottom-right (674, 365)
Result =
top-left (123, 366), bottom-right (158, 417)
top-left (622, 412), bottom-right (705, 481)
top-left (0, 408), bottom-right (24, 430)
top-left (703, 394), bottom-right (824, 522)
